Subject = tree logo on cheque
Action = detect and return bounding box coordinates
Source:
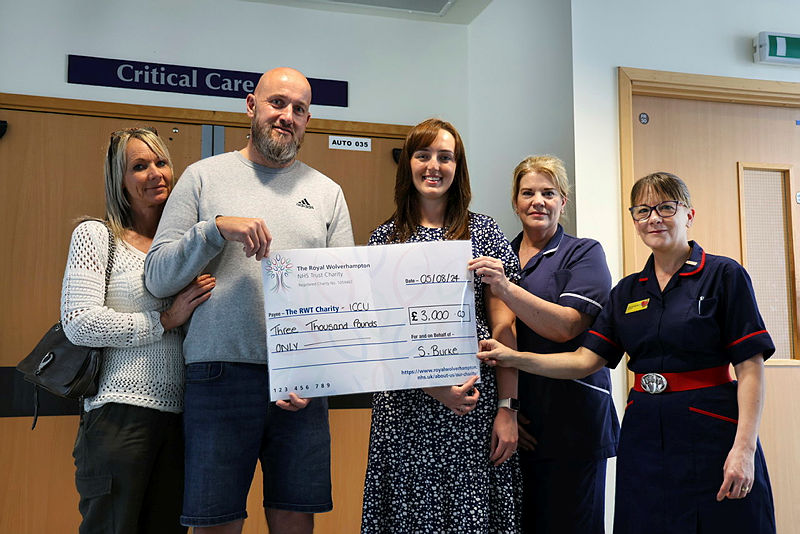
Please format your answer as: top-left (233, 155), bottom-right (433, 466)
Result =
top-left (266, 255), bottom-right (293, 292)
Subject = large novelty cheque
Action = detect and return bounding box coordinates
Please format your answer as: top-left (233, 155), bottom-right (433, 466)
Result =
top-left (262, 240), bottom-right (479, 401)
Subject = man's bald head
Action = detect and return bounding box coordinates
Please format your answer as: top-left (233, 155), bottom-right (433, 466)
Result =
top-left (244, 67), bottom-right (313, 168)
top-left (254, 67), bottom-right (312, 103)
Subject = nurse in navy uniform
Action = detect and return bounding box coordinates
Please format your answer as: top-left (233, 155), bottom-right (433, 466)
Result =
top-left (469, 155), bottom-right (619, 533)
top-left (477, 171), bottom-right (776, 534)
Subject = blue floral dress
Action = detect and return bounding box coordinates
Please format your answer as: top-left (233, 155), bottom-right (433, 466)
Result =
top-left (361, 213), bottom-right (522, 533)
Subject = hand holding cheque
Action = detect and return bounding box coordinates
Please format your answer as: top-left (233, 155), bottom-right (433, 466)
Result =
top-left (262, 240), bottom-right (480, 401)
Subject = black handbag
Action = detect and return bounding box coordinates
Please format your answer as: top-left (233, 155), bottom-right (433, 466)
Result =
top-left (16, 223), bottom-right (116, 429)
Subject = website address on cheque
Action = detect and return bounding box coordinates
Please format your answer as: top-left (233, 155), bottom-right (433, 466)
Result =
top-left (401, 365), bottom-right (477, 380)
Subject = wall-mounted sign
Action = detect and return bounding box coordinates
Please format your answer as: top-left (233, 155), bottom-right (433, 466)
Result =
top-left (67, 55), bottom-right (348, 107)
top-left (754, 32), bottom-right (800, 66)
top-left (328, 135), bottom-right (372, 152)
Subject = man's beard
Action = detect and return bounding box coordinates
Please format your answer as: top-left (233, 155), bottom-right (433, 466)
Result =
top-left (252, 121), bottom-right (303, 166)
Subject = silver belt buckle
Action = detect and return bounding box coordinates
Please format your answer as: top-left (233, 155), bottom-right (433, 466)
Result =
top-left (641, 373), bottom-right (667, 394)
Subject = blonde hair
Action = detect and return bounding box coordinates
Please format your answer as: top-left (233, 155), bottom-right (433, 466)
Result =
top-left (511, 155), bottom-right (569, 215)
top-left (102, 127), bottom-right (173, 239)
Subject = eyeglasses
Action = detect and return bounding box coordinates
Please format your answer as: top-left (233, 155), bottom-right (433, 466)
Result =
top-left (628, 200), bottom-right (684, 221)
top-left (106, 126), bottom-right (159, 165)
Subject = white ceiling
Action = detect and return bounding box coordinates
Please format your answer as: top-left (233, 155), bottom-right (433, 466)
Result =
top-left (241, 0), bottom-right (492, 24)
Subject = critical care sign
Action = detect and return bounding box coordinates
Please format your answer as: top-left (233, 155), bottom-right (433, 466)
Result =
top-left (117, 64), bottom-right (254, 93)
top-left (67, 55), bottom-right (348, 106)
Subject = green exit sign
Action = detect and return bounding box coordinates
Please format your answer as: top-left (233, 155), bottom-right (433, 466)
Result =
top-left (754, 31), bottom-right (800, 65)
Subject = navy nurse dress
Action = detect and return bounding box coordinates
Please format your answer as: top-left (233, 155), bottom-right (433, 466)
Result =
top-left (582, 241), bottom-right (776, 534)
top-left (511, 225), bottom-right (619, 533)
top-left (361, 213), bottom-right (522, 533)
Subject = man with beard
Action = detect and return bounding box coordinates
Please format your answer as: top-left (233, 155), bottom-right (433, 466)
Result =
top-left (145, 67), bottom-right (354, 534)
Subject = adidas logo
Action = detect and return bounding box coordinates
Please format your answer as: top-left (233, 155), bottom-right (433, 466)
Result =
top-left (296, 198), bottom-right (314, 209)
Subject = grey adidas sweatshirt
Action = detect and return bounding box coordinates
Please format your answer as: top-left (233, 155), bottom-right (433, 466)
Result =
top-left (145, 151), bottom-right (354, 364)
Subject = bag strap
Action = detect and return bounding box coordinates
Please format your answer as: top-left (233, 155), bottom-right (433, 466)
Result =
top-left (102, 222), bottom-right (117, 302)
top-left (31, 388), bottom-right (39, 430)
top-left (73, 223), bottom-right (116, 424)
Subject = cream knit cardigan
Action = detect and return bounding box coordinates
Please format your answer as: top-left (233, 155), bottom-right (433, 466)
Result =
top-left (61, 220), bottom-right (184, 413)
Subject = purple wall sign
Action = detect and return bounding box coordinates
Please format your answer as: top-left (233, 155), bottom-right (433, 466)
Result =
top-left (67, 55), bottom-right (348, 107)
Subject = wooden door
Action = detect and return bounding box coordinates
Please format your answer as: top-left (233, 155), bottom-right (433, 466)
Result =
top-left (0, 108), bottom-right (202, 533)
top-left (630, 92), bottom-right (800, 533)
top-left (631, 95), bottom-right (800, 267)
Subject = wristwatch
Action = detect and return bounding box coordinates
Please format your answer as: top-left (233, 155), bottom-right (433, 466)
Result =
top-left (497, 398), bottom-right (520, 411)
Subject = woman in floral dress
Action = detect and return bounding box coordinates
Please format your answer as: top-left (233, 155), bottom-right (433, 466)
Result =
top-left (361, 118), bottom-right (522, 533)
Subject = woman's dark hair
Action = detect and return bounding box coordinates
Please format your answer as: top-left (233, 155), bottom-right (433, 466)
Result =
top-left (630, 171), bottom-right (692, 208)
top-left (389, 118), bottom-right (471, 242)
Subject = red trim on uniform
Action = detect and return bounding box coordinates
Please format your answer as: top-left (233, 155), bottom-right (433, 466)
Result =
top-left (638, 277), bottom-right (648, 282)
top-left (625, 400), bottom-right (634, 410)
top-left (725, 330), bottom-right (768, 348)
top-left (633, 364), bottom-right (733, 393)
top-left (689, 407), bottom-right (738, 424)
top-left (588, 330), bottom-right (620, 348)
top-left (679, 249), bottom-right (706, 276)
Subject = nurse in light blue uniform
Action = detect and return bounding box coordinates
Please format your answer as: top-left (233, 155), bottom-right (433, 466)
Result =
top-left (477, 172), bottom-right (776, 534)
top-left (470, 155), bottom-right (618, 533)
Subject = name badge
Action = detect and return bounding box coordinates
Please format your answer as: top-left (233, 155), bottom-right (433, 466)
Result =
top-left (625, 298), bottom-right (650, 314)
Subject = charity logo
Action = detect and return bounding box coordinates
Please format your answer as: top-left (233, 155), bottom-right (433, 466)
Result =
top-left (265, 254), bottom-right (293, 292)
